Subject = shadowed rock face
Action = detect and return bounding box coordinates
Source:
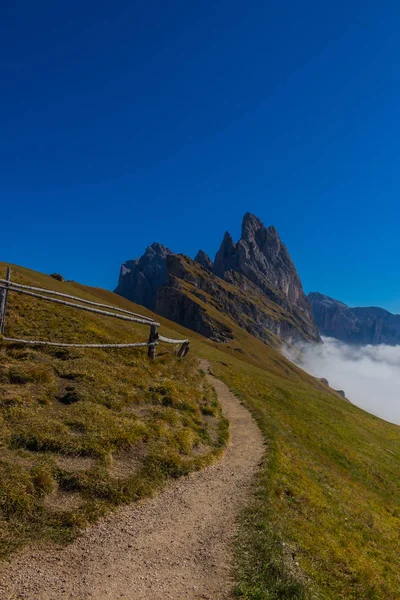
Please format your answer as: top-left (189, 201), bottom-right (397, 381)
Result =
top-left (115, 243), bottom-right (173, 309)
top-left (115, 214), bottom-right (320, 344)
top-left (214, 213), bottom-right (303, 303)
top-left (213, 232), bottom-right (238, 277)
top-left (194, 250), bottom-right (213, 272)
top-left (309, 292), bottom-right (400, 345)
top-left (154, 254), bottom-right (315, 344)
top-left (212, 213), bottom-right (319, 341)
top-left (154, 258), bottom-right (234, 342)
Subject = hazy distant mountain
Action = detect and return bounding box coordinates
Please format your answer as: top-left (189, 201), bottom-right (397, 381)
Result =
top-left (309, 292), bottom-right (400, 345)
top-left (115, 213), bottom-right (320, 345)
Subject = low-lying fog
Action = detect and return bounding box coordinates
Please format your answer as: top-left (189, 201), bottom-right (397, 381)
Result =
top-left (283, 337), bottom-right (400, 426)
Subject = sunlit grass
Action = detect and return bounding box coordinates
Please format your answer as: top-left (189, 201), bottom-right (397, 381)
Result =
top-left (2, 260), bottom-right (400, 599)
top-left (203, 348), bottom-right (400, 599)
top-left (0, 262), bottom-right (228, 557)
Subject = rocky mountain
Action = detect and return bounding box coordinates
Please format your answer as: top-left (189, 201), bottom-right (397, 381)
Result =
top-left (309, 292), bottom-right (400, 345)
top-left (194, 249), bottom-right (213, 272)
top-left (114, 242), bottom-right (172, 309)
top-left (214, 213), bottom-right (316, 316)
top-left (115, 214), bottom-right (320, 345)
top-left (154, 253), bottom-right (313, 344)
top-left (216, 214), bottom-right (304, 303)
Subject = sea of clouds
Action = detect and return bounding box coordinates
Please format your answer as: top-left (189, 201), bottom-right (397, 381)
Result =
top-left (282, 337), bottom-right (400, 425)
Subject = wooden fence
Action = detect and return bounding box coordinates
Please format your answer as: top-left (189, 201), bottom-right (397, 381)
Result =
top-left (0, 268), bottom-right (190, 359)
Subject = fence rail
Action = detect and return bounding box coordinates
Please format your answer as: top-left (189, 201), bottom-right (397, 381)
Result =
top-left (0, 268), bottom-right (189, 359)
top-left (0, 279), bottom-right (156, 322)
top-left (1, 337), bottom-right (157, 349)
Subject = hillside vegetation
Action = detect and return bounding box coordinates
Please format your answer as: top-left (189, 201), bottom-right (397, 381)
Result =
top-left (1, 262), bottom-right (400, 599)
top-left (155, 260), bottom-right (400, 598)
top-left (0, 263), bottom-right (228, 557)
top-left (193, 333), bottom-right (400, 598)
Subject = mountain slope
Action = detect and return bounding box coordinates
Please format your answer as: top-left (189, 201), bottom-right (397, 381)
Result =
top-left (154, 253), bottom-right (319, 346)
top-left (309, 291), bottom-right (400, 345)
top-left (208, 349), bottom-right (400, 599)
top-left (2, 262), bottom-right (400, 599)
top-left (0, 262), bottom-right (228, 557)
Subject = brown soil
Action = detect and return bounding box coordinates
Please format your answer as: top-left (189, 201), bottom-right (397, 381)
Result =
top-left (0, 361), bottom-right (264, 599)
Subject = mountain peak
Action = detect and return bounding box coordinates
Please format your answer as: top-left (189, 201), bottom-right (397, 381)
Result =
top-left (210, 214), bottom-right (318, 337)
top-left (213, 232), bottom-right (237, 277)
top-left (194, 249), bottom-right (213, 271)
top-left (115, 242), bottom-right (173, 308)
top-left (223, 230), bottom-right (235, 244)
top-left (266, 224), bottom-right (279, 237)
top-left (241, 214), bottom-right (282, 253)
top-left (241, 212), bottom-right (264, 240)
top-left (309, 292), bottom-right (400, 345)
top-left (242, 212), bottom-right (263, 226)
top-left (146, 242), bottom-right (172, 256)
top-left (115, 213), bottom-right (320, 343)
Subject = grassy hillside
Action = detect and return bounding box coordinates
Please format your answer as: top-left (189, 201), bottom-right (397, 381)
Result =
top-left (193, 345), bottom-right (400, 599)
top-left (159, 270), bottom-right (400, 598)
top-left (0, 263), bottom-right (228, 557)
top-left (1, 262), bottom-right (400, 599)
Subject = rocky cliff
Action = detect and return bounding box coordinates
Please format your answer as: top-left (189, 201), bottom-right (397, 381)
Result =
top-left (194, 249), bottom-right (213, 272)
top-left (309, 292), bottom-right (400, 345)
top-left (154, 253), bottom-right (316, 344)
top-left (114, 242), bottom-right (172, 309)
top-left (213, 213), bottom-right (318, 337)
top-left (115, 214), bottom-right (320, 345)
top-left (215, 214), bottom-right (307, 305)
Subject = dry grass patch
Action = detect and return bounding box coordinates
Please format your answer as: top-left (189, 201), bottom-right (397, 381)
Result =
top-left (201, 348), bottom-right (400, 600)
top-left (0, 263), bottom-right (228, 558)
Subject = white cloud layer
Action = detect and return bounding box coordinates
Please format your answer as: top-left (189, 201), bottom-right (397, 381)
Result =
top-left (282, 337), bottom-right (400, 426)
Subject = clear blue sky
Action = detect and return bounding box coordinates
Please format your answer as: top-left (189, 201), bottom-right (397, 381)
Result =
top-left (1, 1), bottom-right (400, 310)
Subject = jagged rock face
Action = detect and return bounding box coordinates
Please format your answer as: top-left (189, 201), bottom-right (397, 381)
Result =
top-left (213, 232), bottom-right (237, 277)
top-left (238, 213), bottom-right (304, 304)
top-left (309, 292), bottom-right (400, 345)
top-left (308, 293), bottom-right (360, 341)
top-left (194, 250), bottom-right (213, 272)
top-left (115, 213), bottom-right (320, 344)
top-left (215, 214), bottom-right (305, 302)
top-left (115, 243), bottom-right (173, 309)
top-left (154, 273), bottom-right (233, 343)
top-left (154, 254), bottom-right (317, 344)
top-left (213, 213), bottom-right (319, 341)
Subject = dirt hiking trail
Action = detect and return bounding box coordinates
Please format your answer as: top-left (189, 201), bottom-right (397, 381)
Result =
top-left (0, 360), bottom-right (265, 599)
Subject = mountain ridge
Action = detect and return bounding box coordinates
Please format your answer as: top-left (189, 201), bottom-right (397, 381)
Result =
top-left (114, 242), bottom-right (173, 309)
top-left (309, 291), bottom-right (400, 345)
top-left (115, 213), bottom-right (320, 344)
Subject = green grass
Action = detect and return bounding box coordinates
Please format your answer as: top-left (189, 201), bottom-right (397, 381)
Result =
top-left (2, 261), bottom-right (400, 600)
top-left (174, 274), bottom-right (400, 598)
top-left (195, 345), bottom-right (400, 599)
top-left (0, 263), bottom-right (228, 557)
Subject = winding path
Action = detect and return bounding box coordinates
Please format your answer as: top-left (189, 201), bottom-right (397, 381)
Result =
top-left (0, 361), bottom-right (264, 599)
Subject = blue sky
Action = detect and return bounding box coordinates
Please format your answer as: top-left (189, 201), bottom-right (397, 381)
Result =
top-left (1, 1), bottom-right (400, 310)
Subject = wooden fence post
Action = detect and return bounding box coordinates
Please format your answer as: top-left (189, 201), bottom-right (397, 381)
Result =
top-left (0, 267), bottom-right (11, 335)
top-left (148, 324), bottom-right (158, 360)
top-left (178, 341), bottom-right (190, 358)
